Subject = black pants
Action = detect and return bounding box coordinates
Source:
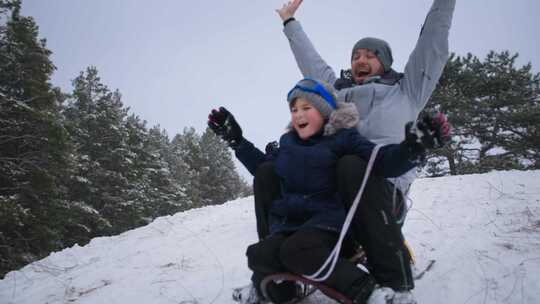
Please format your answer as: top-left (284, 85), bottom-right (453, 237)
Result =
top-left (246, 229), bottom-right (374, 303)
top-left (252, 156), bottom-right (414, 291)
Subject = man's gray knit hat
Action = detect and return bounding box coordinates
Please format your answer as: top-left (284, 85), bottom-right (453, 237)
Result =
top-left (287, 78), bottom-right (337, 120)
top-left (351, 37), bottom-right (393, 72)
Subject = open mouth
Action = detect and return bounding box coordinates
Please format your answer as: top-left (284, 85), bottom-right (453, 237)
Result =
top-left (355, 71), bottom-right (370, 78)
top-left (297, 122), bottom-right (308, 129)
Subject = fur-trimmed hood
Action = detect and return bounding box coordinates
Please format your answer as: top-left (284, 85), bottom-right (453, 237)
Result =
top-left (323, 102), bottom-right (359, 136)
top-left (287, 102), bottom-right (359, 137)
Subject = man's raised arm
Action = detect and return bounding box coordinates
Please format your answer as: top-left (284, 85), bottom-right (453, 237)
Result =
top-left (402, 0), bottom-right (456, 111)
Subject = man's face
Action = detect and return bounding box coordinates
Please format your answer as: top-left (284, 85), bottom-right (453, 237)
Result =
top-left (351, 48), bottom-right (384, 84)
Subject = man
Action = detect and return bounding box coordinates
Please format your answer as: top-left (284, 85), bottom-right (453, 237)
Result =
top-left (225, 0), bottom-right (454, 303)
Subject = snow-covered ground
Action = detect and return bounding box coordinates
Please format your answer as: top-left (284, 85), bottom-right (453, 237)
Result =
top-left (1, 170), bottom-right (539, 304)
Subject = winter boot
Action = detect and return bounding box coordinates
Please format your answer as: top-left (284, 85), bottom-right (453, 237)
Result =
top-left (349, 275), bottom-right (378, 304)
top-left (265, 280), bottom-right (300, 304)
top-left (232, 283), bottom-right (266, 304)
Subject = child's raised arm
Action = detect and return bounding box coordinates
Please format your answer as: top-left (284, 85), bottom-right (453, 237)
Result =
top-left (208, 107), bottom-right (266, 176)
top-left (341, 113), bottom-right (450, 177)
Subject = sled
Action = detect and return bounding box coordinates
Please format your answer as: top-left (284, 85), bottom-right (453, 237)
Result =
top-left (259, 243), bottom-right (435, 304)
top-left (257, 247), bottom-right (370, 304)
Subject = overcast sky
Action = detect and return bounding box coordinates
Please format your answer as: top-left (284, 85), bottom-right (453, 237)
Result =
top-left (22, 0), bottom-right (540, 179)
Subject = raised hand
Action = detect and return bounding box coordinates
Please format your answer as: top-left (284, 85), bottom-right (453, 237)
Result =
top-left (403, 112), bottom-right (451, 164)
top-left (421, 112), bottom-right (450, 148)
top-left (207, 106), bottom-right (243, 148)
top-left (275, 0), bottom-right (303, 21)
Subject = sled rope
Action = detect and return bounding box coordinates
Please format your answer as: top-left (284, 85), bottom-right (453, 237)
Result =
top-left (304, 144), bottom-right (382, 282)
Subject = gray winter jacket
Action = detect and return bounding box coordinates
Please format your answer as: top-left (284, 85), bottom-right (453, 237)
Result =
top-left (283, 0), bottom-right (455, 192)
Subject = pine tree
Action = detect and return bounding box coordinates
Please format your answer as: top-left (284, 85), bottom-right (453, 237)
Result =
top-left (63, 67), bottom-right (144, 234)
top-left (127, 119), bottom-right (189, 218)
top-left (423, 51), bottom-right (540, 176)
top-left (166, 134), bottom-right (195, 209)
top-left (169, 128), bottom-right (204, 207)
top-left (0, 1), bottom-right (71, 277)
top-left (199, 128), bottom-right (250, 205)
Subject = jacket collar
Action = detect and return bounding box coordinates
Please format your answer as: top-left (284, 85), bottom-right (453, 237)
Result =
top-left (336, 68), bottom-right (404, 88)
top-left (363, 69), bottom-right (404, 85)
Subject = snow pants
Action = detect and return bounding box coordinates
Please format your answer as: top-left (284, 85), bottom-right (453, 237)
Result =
top-left (246, 229), bottom-right (375, 303)
top-left (252, 155), bottom-right (414, 291)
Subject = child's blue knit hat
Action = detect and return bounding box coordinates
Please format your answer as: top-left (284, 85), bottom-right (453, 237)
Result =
top-left (287, 78), bottom-right (337, 119)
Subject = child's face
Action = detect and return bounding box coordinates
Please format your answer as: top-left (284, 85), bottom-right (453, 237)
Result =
top-left (290, 97), bottom-right (325, 140)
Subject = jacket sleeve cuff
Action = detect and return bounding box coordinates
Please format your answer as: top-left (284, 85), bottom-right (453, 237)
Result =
top-left (283, 17), bottom-right (296, 27)
top-left (231, 137), bottom-right (247, 151)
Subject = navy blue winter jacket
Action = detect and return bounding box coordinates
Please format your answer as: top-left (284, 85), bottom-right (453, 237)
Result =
top-left (234, 125), bottom-right (416, 235)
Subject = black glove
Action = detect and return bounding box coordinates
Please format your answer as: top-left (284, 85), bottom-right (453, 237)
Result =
top-left (207, 106), bottom-right (243, 148)
top-left (404, 121), bottom-right (427, 165)
top-left (334, 69), bottom-right (356, 90)
top-left (265, 141), bottom-right (279, 157)
top-left (403, 112), bottom-right (451, 164)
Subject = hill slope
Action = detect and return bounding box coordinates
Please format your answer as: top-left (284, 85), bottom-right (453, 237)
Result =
top-left (1, 170), bottom-right (539, 304)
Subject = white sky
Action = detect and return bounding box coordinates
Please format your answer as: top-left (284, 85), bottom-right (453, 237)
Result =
top-left (22, 0), bottom-right (540, 179)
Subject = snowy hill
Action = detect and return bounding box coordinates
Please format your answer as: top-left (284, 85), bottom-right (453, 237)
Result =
top-left (1, 170), bottom-right (539, 304)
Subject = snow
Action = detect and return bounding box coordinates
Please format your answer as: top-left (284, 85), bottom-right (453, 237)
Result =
top-left (75, 176), bottom-right (90, 183)
top-left (1, 170), bottom-right (539, 304)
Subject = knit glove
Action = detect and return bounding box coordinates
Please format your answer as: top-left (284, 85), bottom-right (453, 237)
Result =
top-left (423, 112), bottom-right (450, 147)
top-left (403, 112), bottom-right (451, 164)
top-left (207, 106), bottom-right (243, 149)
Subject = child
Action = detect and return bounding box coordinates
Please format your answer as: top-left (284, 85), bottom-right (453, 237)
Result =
top-left (208, 79), bottom-right (437, 304)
